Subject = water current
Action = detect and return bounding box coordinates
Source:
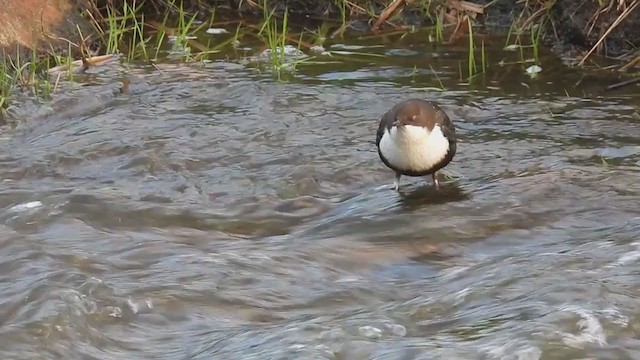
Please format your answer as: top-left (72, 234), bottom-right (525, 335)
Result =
top-left (1, 29), bottom-right (639, 359)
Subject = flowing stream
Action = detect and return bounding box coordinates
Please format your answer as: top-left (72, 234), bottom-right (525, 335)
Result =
top-left (1, 29), bottom-right (640, 359)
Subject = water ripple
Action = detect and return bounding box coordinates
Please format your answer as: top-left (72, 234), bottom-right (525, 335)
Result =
top-left (0, 47), bottom-right (639, 359)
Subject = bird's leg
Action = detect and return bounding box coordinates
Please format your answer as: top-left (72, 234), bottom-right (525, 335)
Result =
top-left (393, 173), bottom-right (401, 191)
top-left (432, 172), bottom-right (440, 189)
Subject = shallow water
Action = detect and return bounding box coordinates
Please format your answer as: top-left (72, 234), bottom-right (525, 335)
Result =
top-left (1, 29), bottom-right (640, 359)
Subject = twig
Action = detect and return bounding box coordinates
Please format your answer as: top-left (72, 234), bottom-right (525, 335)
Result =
top-left (342, 0), bottom-right (368, 15)
top-left (446, 14), bottom-right (470, 44)
top-left (371, 0), bottom-right (411, 32)
top-left (585, 0), bottom-right (615, 38)
top-left (520, 4), bottom-right (550, 30)
top-left (47, 54), bottom-right (118, 75)
top-left (578, 0), bottom-right (638, 66)
top-left (604, 77), bottom-right (640, 92)
top-left (460, 1), bottom-right (484, 14)
top-left (620, 53), bottom-right (640, 71)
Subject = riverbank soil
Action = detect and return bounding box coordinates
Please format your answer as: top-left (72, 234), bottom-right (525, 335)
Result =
top-left (209, 0), bottom-right (640, 57)
top-left (0, 0), bottom-right (99, 61)
top-left (144, 0), bottom-right (640, 64)
top-left (494, 0), bottom-right (639, 60)
top-left (0, 0), bottom-right (638, 65)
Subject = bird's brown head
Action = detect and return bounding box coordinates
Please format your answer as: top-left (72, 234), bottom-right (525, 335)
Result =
top-left (392, 99), bottom-right (443, 132)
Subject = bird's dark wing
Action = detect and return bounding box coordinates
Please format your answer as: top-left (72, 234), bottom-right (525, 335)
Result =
top-left (434, 105), bottom-right (457, 142)
top-left (376, 108), bottom-right (396, 147)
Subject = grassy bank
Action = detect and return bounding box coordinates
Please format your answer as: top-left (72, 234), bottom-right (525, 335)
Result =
top-left (83, 0), bottom-right (640, 66)
top-left (1, 0), bottom-right (639, 120)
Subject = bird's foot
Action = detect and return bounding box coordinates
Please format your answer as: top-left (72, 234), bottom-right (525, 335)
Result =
top-left (432, 173), bottom-right (440, 189)
top-left (392, 173), bottom-right (401, 191)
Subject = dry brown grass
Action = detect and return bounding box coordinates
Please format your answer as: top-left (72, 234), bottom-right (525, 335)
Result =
top-left (49, 0), bottom-right (640, 72)
top-left (578, 0), bottom-right (638, 66)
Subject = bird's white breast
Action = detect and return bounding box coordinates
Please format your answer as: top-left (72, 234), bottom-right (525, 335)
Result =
top-left (379, 124), bottom-right (450, 172)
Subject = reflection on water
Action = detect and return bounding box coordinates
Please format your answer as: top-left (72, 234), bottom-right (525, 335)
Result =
top-left (0, 30), bottom-right (640, 360)
top-left (396, 183), bottom-right (471, 208)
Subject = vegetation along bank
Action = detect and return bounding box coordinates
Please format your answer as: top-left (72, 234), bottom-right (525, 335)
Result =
top-left (1, 0), bottom-right (639, 119)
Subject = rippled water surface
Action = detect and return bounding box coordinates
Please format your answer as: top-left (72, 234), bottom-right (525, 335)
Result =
top-left (1, 31), bottom-right (640, 359)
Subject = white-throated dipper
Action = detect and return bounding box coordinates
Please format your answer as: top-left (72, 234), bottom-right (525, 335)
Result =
top-left (376, 98), bottom-right (457, 190)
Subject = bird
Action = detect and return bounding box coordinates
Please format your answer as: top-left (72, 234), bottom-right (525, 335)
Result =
top-left (375, 98), bottom-right (457, 191)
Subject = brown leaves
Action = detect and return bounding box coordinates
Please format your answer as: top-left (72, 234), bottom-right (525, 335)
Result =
top-left (369, 0), bottom-right (485, 39)
top-left (371, 0), bottom-right (413, 33)
top-left (443, 1), bottom-right (484, 44)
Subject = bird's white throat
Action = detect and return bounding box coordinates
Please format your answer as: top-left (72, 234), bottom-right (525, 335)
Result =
top-left (379, 124), bottom-right (450, 172)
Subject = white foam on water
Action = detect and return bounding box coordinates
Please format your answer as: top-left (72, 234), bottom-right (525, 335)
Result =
top-left (387, 324), bottom-right (407, 337)
top-left (617, 251), bottom-right (640, 265)
top-left (558, 306), bottom-right (607, 348)
top-left (453, 287), bottom-right (471, 305)
top-left (599, 307), bottom-right (628, 327)
top-left (479, 339), bottom-right (541, 360)
top-left (107, 306), bottom-right (123, 318)
top-left (358, 325), bottom-right (382, 339)
top-left (313, 344), bottom-right (334, 358)
top-left (7, 201), bottom-right (43, 212)
top-left (440, 265), bottom-right (471, 280)
top-left (127, 298), bottom-right (139, 314)
top-left (607, 242), bottom-right (640, 268)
